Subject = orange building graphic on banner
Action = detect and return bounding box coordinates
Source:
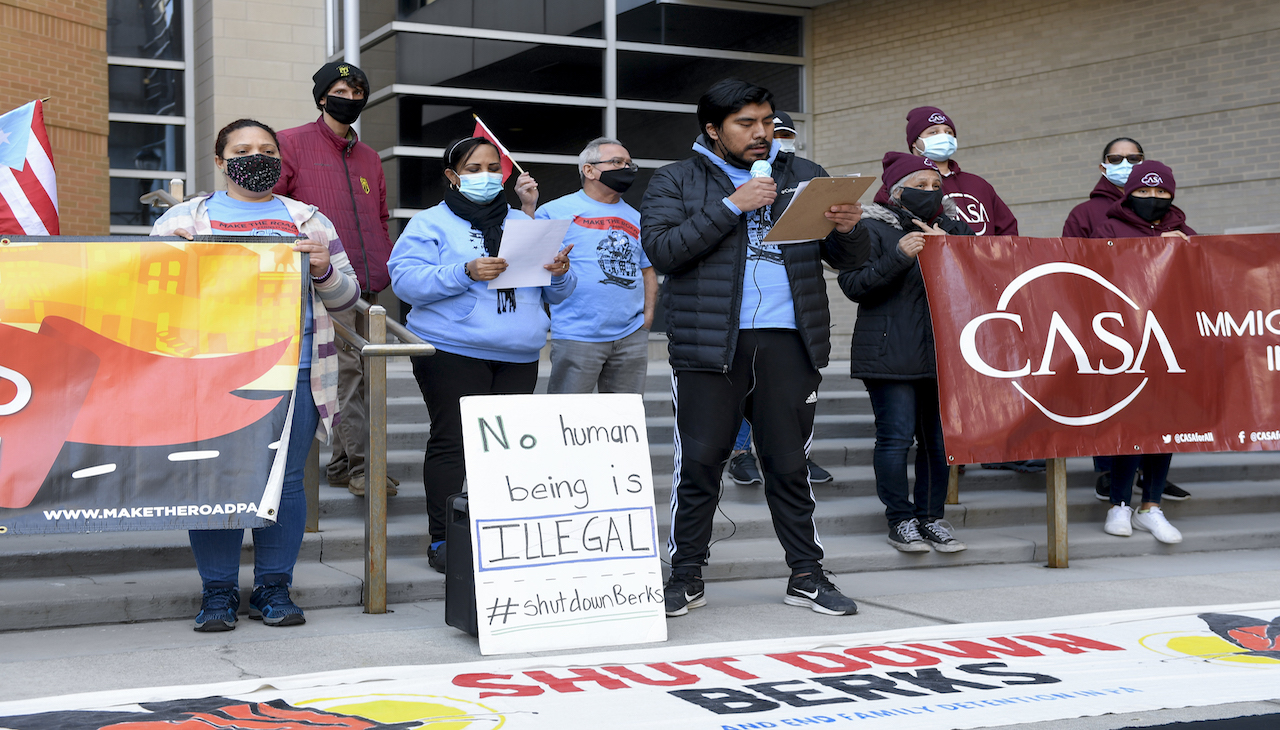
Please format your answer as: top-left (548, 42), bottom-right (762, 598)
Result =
top-left (0, 238), bottom-right (301, 363)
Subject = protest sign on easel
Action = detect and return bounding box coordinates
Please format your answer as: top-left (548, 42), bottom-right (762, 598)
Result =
top-left (460, 393), bottom-right (666, 655)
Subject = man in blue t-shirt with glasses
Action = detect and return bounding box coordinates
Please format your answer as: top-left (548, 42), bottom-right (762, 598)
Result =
top-left (536, 137), bottom-right (657, 395)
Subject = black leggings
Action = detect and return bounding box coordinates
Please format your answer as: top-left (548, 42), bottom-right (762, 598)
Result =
top-left (411, 350), bottom-right (539, 541)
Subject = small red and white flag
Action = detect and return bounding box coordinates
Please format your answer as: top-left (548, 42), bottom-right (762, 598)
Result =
top-left (0, 100), bottom-right (59, 235)
top-left (472, 114), bottom-right (520, 183)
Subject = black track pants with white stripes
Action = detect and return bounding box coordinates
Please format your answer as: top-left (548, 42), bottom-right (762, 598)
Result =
top-left (668, 329), bottom-right (824, 574)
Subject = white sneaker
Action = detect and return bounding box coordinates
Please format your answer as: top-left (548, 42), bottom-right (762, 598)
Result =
top-left (1104, 504), bottom-right (1133, 537)
top-left (1133, 505), bottom-right (1183, 544)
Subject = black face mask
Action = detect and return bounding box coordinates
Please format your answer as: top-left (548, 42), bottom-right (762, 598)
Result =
top-left (898, 187), bottom-right (945, 222)
top-left (324, 94), bottom-right (367, 125)
top-left (598, 167), bottom-right (636, 194)
top-left (1128, 195), bottom-right (1173, 223)
top-left (223, 153), bottom-right (282, 193)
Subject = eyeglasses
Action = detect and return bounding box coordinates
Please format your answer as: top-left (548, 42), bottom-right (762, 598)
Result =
top-left (589, 158), bottom-right (639, 173)
top-left (1104, 154), bottom-right (1144, 165)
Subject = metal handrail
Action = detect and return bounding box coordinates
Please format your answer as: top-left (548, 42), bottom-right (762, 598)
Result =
top-left (331, 299), bottom-right (435, 613)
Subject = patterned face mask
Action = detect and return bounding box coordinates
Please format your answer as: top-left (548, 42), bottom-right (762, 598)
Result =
top-left (223, 153), bottom-right (282, 193)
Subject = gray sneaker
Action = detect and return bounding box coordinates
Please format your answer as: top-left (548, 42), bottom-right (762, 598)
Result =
top-left (888, 518), bottom-right (931, 552)
top-left (920, 518), bottom-right (967, 553)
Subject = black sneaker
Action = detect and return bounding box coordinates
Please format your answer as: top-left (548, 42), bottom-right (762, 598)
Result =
top-left (664, 573), bottom-right (706, 617)
top-left (919, 518), bottom-right (967, 553)
top-left (807, 459), bottom-right (833, 484)
top-left (248, 582), bottom-right (306, 627)
top-left (1094, 472), bottom-right (1112, 501)
top-left (1162, 481), bottom-right (1191, 501)
top-left (728, 452), bottom-right (763, 485)
top-left (887, 518), bottom-right (931, 552)
top-left (784, 572), bottom-right (858, 616)
top-left (194, 586), bottom-right (239, 632)
top-left (428, 542), bottom-right (447, 574)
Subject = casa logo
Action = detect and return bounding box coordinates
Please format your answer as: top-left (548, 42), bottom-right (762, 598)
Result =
top-left (946, 192), bottom-right (990, 235)
top-left (928, 112), bottom-right (948, 124)
top-left (923, 157), bottom-right (937, 169)
top-left (1141, 172), bottom-right (1163, 187)
top-left (0, 364), bottom-right (32, 415)
top-left (960, 263), bottom-right (1184, 426)
top-left (1247, 429), bottom-right (1280, 443)
top-left (1144, 612), bottom-right (1280, 666)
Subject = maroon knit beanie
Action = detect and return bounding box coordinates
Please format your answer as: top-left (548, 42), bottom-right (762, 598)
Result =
top-left (906, 107), bottom-right (956, 149)
top-left (1123, 160), bottom-right (1177, 199)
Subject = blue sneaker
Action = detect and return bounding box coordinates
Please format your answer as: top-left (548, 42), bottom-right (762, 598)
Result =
top-left (248, 582), bottom-right (306, 626)
top-left (194, 586), bottom-right (239, 632)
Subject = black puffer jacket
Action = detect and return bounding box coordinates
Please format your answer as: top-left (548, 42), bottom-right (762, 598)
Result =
top-left (641, 139), bottom-right (868, 372)
top-left (839, 201), bottom-right (973, 380)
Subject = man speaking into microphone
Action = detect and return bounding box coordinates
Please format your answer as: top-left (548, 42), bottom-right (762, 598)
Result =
top-left (641, 78), bottom-right (867, 618)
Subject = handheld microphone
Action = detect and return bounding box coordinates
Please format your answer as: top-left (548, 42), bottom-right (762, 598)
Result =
top-left (750, 160), bottom-right (772, 179)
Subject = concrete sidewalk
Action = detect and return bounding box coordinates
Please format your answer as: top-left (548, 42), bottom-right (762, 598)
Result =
top-left (3, 549), bottom-right (1279, 728)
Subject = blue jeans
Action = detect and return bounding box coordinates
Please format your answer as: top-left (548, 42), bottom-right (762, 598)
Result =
top-left (864, 378), bottom-right (949, 527)
top-left (1109, 454), bottom-right (1171, 506)
top-left (733, 419), bottom-right (752, 451)
top-left (189, 369), bottom-right (318, 590)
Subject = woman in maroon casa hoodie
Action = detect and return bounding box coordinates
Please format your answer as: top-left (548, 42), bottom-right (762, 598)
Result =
top-left (1098, 160), bottom-right (1192, 547)
top-left (1063, 137), bottom-right (1145, 239)
top-left (1100, 160), bottom-right (1196, 239)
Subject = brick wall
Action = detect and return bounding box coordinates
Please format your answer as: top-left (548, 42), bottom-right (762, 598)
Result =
top-left (192, 0), bottom-right (328, 193)
top-left (0, 0), bottom-right (108, 234)
top-left (810, 0), bottom-right (1280, 238)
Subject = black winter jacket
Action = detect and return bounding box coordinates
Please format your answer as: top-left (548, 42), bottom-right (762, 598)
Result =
top-left (839, 201), bottom-right (973, 381)
top-left (641, 140), bottom-right (868, 372)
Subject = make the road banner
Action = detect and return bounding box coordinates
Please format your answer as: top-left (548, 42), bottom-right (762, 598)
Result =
top-left (918, 234), bottom-right (1280, 465)
top-left (0, 236), bottom-right (303, 535)
top-left (460, 393), bottom-right (665, 656)
top-left (2, 602), bottom-right (1278, 729)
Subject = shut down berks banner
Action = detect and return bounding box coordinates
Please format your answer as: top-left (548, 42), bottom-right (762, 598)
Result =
top-left (918, 234), bottom-right (1280, 464)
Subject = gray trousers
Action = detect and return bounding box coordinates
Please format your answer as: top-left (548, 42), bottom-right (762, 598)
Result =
top-left (547, 327), bottom-right (649, 394)
top-left (326, 301), bottom-right (369, 483)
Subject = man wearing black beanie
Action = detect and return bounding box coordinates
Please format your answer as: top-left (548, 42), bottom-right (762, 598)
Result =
top-left (275, 61), bottom-right (397, 499)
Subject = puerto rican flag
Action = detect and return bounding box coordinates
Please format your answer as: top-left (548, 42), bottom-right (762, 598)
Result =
top-left (472, 114), bottom-right (516, 183)
top-left (0, 100), bottom-right (59, 235)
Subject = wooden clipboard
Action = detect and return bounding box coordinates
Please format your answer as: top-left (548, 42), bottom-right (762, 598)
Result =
top-left (763, 175), bottom-right (875, 244)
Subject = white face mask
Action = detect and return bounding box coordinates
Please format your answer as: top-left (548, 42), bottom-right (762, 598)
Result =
top-left (778, 138), bottom-right (796, 154)
top-left (916, 133), bottom-right (958, 162)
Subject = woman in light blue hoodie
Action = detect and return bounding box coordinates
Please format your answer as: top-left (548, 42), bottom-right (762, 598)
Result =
top-left (389, 137), bottom-right (575, 572)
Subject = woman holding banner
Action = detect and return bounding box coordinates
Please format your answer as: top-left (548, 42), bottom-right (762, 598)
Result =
top-left (152, 118), bottom-right (362, 632)
top-left (1096, 160), bottom-right (1194, 546)
top-left (389, 137), bottom-right (576, 574)
top-left (839, 152), bottom-right (973, 555)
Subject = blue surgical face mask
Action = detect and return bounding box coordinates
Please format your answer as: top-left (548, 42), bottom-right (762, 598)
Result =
top-left (1103, 160), bottom-right (1133, 187)
top-left (457, 172), bottom-right (504, 203)
top-left (917, 133), bottom-right (957, 162)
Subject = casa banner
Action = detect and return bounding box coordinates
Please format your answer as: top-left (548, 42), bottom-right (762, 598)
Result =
top-left (918, 234), bottom-right (1280, 465)
top-left (1, 602), bottom-right (1278, 729)
top-left (0, 236), bottom-right (304, 535)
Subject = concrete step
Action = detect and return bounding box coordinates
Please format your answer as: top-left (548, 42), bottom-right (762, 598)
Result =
top-left (8, 476), bottom-right (1278, 583)
top-left (6, 509), bottom-right (1279, 632)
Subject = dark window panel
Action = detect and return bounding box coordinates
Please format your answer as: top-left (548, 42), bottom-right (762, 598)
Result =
top-left (618, 52), bottom-right (801, 108)
top-left (110, 177), bottom-right (169, 227)
top-left (393, 34), bottom-right (603, 97)
top-left (398, 96), bottom-right (602, 155)
top-left (107, 0), bottom-right (183, 61)
top-left (617, 3), bottom-right (801, 56)
top-left (108, 66), bottom-right (184, 116)
top-left (108, 122), bottom-right (186, 171)
top-left (617, 109), bottom-right (698, 161)
top-left (398, 0), bottom-right (603, 38)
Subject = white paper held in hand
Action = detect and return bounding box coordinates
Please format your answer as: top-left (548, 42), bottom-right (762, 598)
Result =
top-left (488, 218), bottom-right (573, 289)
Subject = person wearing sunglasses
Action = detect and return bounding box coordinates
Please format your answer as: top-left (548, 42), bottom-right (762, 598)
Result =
top-left (536, 138), bottom-right (657, 395)
top-left (1063, 138), bottom-right (1146, 239)
top-left (1066, 143), bottom-right (1193, 505)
